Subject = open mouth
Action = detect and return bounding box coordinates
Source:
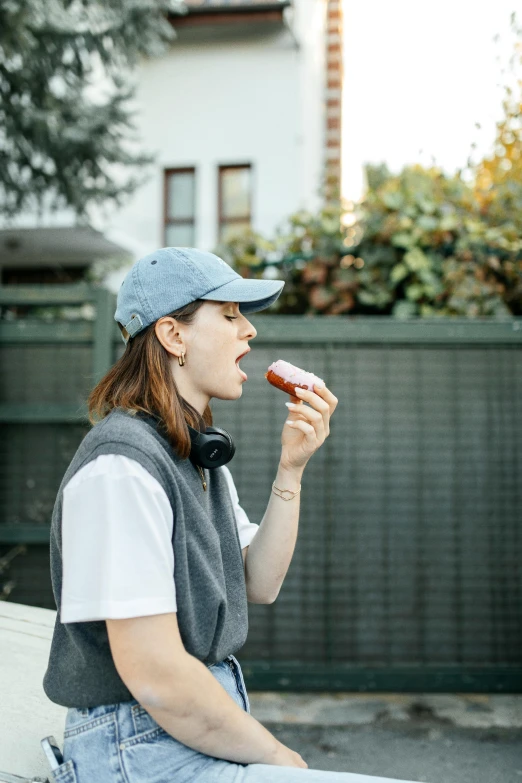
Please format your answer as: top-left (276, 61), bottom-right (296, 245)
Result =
top-left (235, 350), bottom-right (250, 381)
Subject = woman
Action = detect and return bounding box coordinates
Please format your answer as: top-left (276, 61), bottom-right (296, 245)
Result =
top-left (43, 247), bottom-right (418, 783)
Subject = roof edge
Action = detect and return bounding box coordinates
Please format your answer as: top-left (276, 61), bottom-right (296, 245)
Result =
top-left (171, 1), bottom-right (290, 16)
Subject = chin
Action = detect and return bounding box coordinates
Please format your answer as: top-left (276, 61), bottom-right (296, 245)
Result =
top-left (211, 384), bottom-right (244, 401)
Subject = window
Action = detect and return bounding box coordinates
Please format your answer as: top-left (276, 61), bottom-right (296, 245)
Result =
top-left (1, 266), bottom-right (87, 284)
top-left (164, 168), bottom-right (196, 247)
top-left (218, 164), bottom-right (252, 242)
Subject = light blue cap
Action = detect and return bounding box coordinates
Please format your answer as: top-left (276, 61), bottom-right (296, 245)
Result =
top-left (115, 247), bottom-right (285, 344)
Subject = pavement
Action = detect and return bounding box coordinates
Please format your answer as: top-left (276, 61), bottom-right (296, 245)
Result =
top-left (248, 692), bottom-right (522, 783)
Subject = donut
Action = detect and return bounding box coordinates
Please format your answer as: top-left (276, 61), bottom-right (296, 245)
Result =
top-left (265, 359), bottom-right (324, 396)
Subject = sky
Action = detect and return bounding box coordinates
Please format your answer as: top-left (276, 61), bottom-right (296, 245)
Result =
top-left (341, 1), bottom-right (519, 202)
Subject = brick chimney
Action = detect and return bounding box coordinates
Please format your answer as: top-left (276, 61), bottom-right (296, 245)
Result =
top-left (324, 0), bottom-right (343, 193)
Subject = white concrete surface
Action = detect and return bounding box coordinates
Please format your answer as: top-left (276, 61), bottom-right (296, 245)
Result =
top-left (0, 602), bottom-right (65, 781)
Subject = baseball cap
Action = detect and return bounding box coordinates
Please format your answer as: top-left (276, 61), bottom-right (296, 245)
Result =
top-left (114, 247), bottom-right (285, 344)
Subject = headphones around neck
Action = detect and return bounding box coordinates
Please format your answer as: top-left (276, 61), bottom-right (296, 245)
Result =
top-left (133, 410), bottom-right (235, 469)
top-left (187, 424), bottom-right (236, 469)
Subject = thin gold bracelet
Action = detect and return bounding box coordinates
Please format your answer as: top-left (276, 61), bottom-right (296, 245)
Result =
top-left (272, 482), bottom-right (302, 501)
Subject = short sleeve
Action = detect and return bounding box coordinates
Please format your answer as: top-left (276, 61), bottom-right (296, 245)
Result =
top-left (221, 465), bottom-right (259, 549)
top-left (61, 455), bottom-right (177, 623)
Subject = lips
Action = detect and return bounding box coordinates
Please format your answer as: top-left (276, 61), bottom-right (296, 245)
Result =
top-left (235, 348), bottom-right (250, 381)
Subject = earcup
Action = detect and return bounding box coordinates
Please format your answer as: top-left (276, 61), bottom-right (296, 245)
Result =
top-left (188, 425), bottom-right (236, 469)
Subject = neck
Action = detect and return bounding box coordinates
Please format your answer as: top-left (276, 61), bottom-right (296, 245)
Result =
top-left (172, 367), bottom-right (209, 418)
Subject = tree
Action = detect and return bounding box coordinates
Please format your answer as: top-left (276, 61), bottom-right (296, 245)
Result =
top-left (474, 13), bottom-right (522, 228)
top-left (470, 12), bottom-right (522, 311)
top-left (0, 0), bottom-right (183, 219)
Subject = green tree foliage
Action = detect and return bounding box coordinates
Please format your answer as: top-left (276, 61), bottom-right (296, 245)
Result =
top-left (219, 16), bottom-right (522, 318)
top-left (356, 164), bottom-right (520, 317)
top-left (0, 0), bottom-right (182, 218)
top-left (474, 14), bottom-right (522, 235)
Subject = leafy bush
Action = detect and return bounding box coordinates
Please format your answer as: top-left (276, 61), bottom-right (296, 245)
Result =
top-left (217, 163), bottom-right (521, 317)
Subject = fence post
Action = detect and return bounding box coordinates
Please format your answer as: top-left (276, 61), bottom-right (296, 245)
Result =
top-left (92, 286), bottom-right (116, 385)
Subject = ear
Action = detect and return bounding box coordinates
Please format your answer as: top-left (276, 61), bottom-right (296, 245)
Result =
top-left (154, 317), bottom-right (184, 357)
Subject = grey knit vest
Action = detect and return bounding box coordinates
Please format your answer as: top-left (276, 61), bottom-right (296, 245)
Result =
top-left (43, 408), bottom-right (248, 708)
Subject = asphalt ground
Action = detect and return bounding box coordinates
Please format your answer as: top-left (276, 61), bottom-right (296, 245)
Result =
top-left (248, 693), bottom-right (522, 783)
top-left (267, 722), bottom-right (521, 783)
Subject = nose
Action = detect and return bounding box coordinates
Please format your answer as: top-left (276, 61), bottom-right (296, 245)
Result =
top-left (241, 315), bottom-right (257, 340)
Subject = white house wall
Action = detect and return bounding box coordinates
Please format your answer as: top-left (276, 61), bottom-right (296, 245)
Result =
top-left (104, 2), bottom-right (326, 286)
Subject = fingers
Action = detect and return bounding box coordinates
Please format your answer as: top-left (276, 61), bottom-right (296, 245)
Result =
top-left (285, 418), bottom-right (316, 439)
top-left (316, 385), bottom-right (338, 414)
top-left (286, 402), bottom-right (320, 434)
top-left (293, 384), bottom-right (337, 436)
top-left (287, 403), bottom-right (329, 445)
top-left (295, 385), bottom-right (338, 414)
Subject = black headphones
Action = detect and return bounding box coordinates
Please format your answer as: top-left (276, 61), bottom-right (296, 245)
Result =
top-left (187, 424), bottom-right (236, 469)
top-left (134, 410), bottom-right (235, 469)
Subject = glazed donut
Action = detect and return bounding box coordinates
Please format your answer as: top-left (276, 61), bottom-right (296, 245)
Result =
top-left (265, 359), bottom-right (324, 396)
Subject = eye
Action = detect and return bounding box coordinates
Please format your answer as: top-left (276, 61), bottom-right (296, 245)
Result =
top-left (225, 316), bottom-right (238, 321)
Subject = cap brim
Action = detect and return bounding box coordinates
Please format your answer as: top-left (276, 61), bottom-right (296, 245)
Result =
top-left (199, 278), bottom-right (284, 314)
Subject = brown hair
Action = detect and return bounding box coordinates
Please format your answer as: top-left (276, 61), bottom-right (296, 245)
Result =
top-left (87, 300), bottom-right (212, 459)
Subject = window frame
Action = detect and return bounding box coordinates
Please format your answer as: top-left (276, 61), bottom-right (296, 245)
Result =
top-left (163, 167), bottom-right (196, 247)
top-left (217, 163), bottom-right (253, 242)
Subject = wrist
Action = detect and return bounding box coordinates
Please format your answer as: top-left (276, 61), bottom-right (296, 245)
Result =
top-left (263, 739), bottom-right (287, 766)
top-left (276, 461), bottom-right (304, 489)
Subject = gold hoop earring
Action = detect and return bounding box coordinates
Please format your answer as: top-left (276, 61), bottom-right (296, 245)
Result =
top-left (178, 352), bottom-right (186, 367)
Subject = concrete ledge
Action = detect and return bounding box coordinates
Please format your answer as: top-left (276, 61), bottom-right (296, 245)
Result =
top-left (0, 602), bottom-right (65, 780)
top-left (248, 692), bottom-right (522, 729)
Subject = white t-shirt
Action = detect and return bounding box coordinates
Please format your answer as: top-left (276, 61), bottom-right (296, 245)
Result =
top-left (60, 455), bottom-right (259, 624)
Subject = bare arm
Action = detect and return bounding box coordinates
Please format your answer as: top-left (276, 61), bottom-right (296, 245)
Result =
top-left (106, 612), bottom-right (306, 768)
top-left (244, 384), bottom-right (337, 603)
top-left (243, 462), bottom-right (303, 604)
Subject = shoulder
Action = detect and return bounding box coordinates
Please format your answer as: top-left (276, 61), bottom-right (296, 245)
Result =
top-left (89, 408), bottom-right (153, 441)
top-left (64, 454), bottom-right (159, 493)
top-left (71, 409), bottom-right (179, 497)
top-left (81, 409), bottom-right (168, 460)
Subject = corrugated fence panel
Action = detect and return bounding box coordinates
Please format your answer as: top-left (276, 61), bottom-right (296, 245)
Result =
top-left (323, 345), bottom-right (522, 667)
top-left (0, 344), bottom-right (93, 405)
top-left (1, 288), bottom-right (521, 690)
top-left (213, 340), bottom-right (522, 675)
top-left (0, 423), bottom-right (90, 527)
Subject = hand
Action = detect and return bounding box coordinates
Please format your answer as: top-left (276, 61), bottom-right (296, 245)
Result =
top-left (280, 383), bottom-right (338, 471)
top-left (266, 742), bottom-right (308, 768)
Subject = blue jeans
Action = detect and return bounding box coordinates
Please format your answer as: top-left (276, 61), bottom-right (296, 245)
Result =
top-left (53, 654), bottom-right (418, 783)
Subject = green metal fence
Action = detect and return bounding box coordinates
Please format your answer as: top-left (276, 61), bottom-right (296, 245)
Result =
top-left (1, 284), bottom-right (521, 692)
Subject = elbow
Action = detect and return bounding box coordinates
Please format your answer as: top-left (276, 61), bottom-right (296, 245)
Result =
top-left (122, 667), bottom-right (177, 712)
top-left (131, 661), bottom-right (192, 713)
top-left (244, 566), bottom-right (283, 604)
top-left (246, 585), bottom-right (280, 604)
top-left (248, 595), bottom-right (276, 605)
